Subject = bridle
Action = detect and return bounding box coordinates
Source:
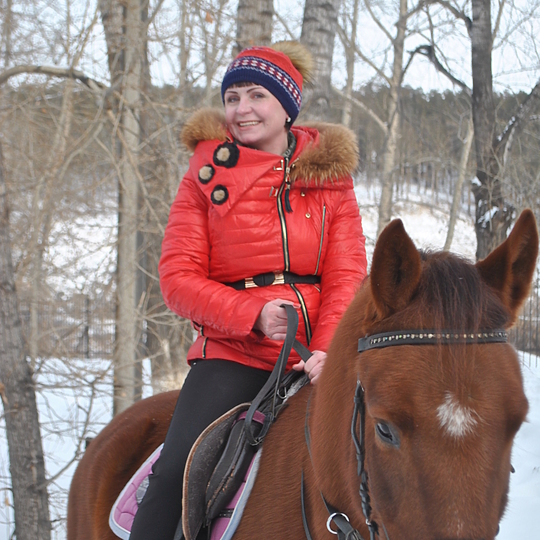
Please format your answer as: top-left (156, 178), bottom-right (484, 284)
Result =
top-left (302, 328), bottom-right (508, 540)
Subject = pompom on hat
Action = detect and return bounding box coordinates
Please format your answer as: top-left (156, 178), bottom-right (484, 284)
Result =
top-left (221, 41), bottom-right (314, 124)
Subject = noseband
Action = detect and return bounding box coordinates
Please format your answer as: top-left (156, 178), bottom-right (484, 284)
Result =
top-left (302, 328), bottom-right (508, 540)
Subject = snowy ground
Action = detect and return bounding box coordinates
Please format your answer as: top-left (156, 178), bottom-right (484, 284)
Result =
top-left (499, 359), bottom-right (540, 538)
top-left (0, 184), bottom-right (539, 539)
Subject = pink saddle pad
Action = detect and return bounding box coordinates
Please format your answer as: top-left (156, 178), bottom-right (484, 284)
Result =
top-left (109, 444), bottom-right (163, 540)
top-left (109, 444), bottom-right (261, 540)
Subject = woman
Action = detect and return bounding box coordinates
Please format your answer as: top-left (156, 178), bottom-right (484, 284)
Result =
top-left (129, 41), bottom-right (367, 539)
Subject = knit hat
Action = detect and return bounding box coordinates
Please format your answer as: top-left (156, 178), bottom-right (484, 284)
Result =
top-left (221, 41), bottom-right (313, 124)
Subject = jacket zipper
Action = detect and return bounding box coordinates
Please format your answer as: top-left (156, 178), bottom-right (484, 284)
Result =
top-left (315, 204), bottom-right (326, 275)
top-left (276, 158), bottom-right (291, 271)
top-left (275, 158), bottom-right (312, 344)
top-left (291, 284), bottom-right (312, 345)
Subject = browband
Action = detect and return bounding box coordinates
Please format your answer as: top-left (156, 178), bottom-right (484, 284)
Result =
top-left (358, 330), bottom-right (508, 353)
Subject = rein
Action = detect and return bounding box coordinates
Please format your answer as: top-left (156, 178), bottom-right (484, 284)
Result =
top-left (301, 328), bottom-right (508, 540)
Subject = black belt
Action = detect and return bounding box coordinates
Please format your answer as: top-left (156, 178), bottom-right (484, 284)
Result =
top-left (225, 271), bottom-right (320, 290)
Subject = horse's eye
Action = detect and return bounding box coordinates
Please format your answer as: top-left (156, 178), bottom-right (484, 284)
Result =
top-left (375, 422), bottom-right (400, 447)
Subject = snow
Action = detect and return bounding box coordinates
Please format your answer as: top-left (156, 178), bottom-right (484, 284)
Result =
top-left (1, 183), bottom-right (539, 539)
top-left (499, 359), bottom-right (540, 538)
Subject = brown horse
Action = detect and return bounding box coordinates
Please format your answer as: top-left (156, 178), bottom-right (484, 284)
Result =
top-left (68, 210), bottom-right (538, 540)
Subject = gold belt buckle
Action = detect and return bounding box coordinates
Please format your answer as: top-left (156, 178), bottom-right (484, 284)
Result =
top-left (245, 277), bottom-right (257, 289)
top-left (273, 272), bottom-right (285, 285)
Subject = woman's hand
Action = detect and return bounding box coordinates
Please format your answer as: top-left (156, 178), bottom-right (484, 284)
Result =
top-left (292, 350), bottom-right (327, 384)
top-left (254, 299), bottom-right (298, 340)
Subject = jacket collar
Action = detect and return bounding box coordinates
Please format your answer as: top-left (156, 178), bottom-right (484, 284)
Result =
top-left (181, 108), bottom-right (359, 186)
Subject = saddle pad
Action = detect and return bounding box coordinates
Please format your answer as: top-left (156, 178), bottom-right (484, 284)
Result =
top-left (109, 444), bottom-right (163, 540)
top-left (210, 449), bottom-right (262, 540)
top-left (182, 403), bottom-right (250, 540)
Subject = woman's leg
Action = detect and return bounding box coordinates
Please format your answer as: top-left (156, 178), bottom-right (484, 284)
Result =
top-left (129, 360), bottom-right (270, 540)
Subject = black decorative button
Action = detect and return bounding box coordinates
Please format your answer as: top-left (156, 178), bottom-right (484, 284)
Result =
top-left (211, 185), bottom-right (229, 205)
top-left (198, 164), bottom-right (215, 184)
top-left (213, 142), bottom-right (239, 168)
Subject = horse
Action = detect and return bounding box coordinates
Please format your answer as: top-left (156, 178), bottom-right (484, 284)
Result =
top-left (67, 209), bottom-right (538, 540)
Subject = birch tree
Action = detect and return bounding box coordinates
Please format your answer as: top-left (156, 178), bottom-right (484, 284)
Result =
top-left (336, 0), bottom-right (422, 235)
top-left (236, 0), bottom-right (274, 50)
top-left (300, 0), bottom-right (342, 120)
top-left (98, 0), bottom-right (145, 414)
top-left (0, 142), bottom-right (52, 540)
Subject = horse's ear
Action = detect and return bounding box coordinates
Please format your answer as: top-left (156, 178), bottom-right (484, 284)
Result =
top-left (370, 219), bottom-right (422, 318)
top-left (476, 209), bottom-right (539, 320)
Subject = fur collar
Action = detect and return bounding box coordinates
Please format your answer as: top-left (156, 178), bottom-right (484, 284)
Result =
top-left (181, 108), bottom-right (359, 184)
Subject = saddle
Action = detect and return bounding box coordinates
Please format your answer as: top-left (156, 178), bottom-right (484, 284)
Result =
top-left (181, 305), bottom-right (311, 540)
top-left (109, 305), bottom-right (311, 540)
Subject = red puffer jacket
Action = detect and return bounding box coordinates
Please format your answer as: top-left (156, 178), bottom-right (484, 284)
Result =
top-left (159, 109), bottom-right (367, 371)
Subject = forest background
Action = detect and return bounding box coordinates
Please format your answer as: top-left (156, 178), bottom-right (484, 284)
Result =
top-left (1, 0), bottom-right (540, 538)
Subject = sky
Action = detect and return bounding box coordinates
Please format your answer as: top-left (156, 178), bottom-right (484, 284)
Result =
top-left (0, 183), bottom-right (539, 539)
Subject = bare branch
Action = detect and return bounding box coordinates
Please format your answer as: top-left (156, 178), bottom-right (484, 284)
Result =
top-left (497, 76), bottom-right (540, 161)
top-left (336, 24), bottom-right (392, 86)
top-left (332, 86), bottom-right (388, 134)
top-left (146, 0), bottom-right (167, 30)
top-left (435, 0), bottom-right (473, 36)
top-left (364, 0), bottom-right (395, 44)
top-left (0, 65), bottom-right (108, 92)
top-left (492, 0), bottom-right (507, 43)
top-left (407, 44), bottom-right (471, 94)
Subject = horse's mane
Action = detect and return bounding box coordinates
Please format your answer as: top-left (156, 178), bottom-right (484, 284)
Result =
top-left (382, 250), bottom-right (511, 333)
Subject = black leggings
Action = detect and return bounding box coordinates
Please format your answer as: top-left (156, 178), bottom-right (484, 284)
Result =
top-left (129, 360), bottom-right (270, 540)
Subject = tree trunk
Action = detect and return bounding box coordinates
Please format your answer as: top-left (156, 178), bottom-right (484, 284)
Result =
top-left (28, 78), bottom-right (75, 368)
top-left (341, 0), bottom-right (359, 127)
top-left (376, 0), bottom-right (407, 236)
top-left (444, 114), bottom-right (474, 251)
top-left (236, 0), bottom-right (274, 51)
top-left (300, 0), bottom-right (342, 120)
top-left (99, 0), bottom-right (144, 414)
top-left (470, 0), bottom-right (512, 260)
top-left (0, 143), bottom-right (51, 540)
top-left (2, 0), bottom-right (13, 67)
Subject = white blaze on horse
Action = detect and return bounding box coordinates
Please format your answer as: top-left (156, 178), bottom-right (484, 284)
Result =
top-left (67, 210), bottom-right (538, 540)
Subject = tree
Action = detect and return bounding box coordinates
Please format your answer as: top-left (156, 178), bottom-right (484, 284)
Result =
top-left (0, 142), bottom-right (51, 540)
top-left (98, 0), bottom-right (145, 414)
top-left (300, 0), bottom-right (342, 120)
top-left (419, 0), bottom-right (540, 258)
top-left (236, 0), bottom-right (274, 51)
top-left (337, 0), bottom-right (425, 235)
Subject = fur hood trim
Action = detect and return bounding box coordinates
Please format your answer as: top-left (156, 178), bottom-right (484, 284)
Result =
top-left (181, 108), bottom-right (359, 184)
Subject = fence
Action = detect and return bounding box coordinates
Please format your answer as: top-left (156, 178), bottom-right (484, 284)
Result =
top-left (17, 281), bottom-right (540, 366)
top-left (508, 275), bottom-right (540, 368)
top-left (19, 294), bottom-right (116, 359)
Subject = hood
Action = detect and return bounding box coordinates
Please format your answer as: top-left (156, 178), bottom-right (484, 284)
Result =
top-left (180, 108), bottom-right (359, 185)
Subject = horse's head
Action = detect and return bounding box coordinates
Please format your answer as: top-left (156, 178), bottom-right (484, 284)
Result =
top-left (312, 210), bottom-right (538, 540)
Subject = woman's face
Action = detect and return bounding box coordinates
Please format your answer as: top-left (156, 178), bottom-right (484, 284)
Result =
top-left (224, 84), bottom-right (289, 155)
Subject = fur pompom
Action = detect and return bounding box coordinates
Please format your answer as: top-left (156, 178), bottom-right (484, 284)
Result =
top-left (271, 41), bottom-right (314, 84)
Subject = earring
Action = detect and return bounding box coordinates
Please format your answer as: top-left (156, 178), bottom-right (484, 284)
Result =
top-left (286, 117), bottom-right (291, 123)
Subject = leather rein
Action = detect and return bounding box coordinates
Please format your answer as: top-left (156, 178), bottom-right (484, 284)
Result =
top-left (301, 328), bottom-right (508, 540)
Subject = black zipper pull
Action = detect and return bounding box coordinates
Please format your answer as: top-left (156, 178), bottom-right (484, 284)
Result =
top-left (284, 159), bottom-right (293, 213)
top-left (285, 182), bottom-right (292, 213)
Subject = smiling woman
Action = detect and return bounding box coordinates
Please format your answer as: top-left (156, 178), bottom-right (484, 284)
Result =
top-left (126, 40), bottom-right (368, 540)
top-left (224, 85), bottom-right (289, 155)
